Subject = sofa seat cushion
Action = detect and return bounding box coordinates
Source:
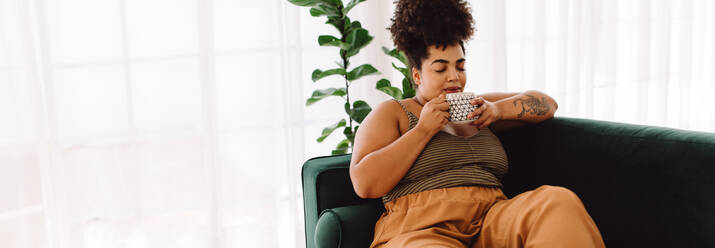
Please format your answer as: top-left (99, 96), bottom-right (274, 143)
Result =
top-left (314, 201), bottom-right (384, 248)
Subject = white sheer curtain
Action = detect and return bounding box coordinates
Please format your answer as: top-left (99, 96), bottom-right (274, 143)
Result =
top-left (1, 0), bottom-right (714, 248)
top-left (457, 0), bottom-right (715, 132)
top-left (366, 0), bottom-right (715, 132)
top-left (0, 0), bottom-right (367, 247)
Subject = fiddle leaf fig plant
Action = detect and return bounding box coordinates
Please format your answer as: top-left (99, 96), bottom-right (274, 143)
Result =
top-left (288, 0), bottom-right (378, 155)
top-left (376, 46), bottom-right (416, 100)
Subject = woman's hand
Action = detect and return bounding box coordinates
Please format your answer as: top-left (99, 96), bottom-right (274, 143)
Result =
top-left (467, 97), bottom-right (503, 129)
top-left (416, 93), bottom-right (450, 136)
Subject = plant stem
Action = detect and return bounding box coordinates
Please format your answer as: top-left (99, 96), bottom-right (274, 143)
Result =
top-left (343, 54), bottom-right (352, 150)
top-left (336, 5), bottom-right (355, 153)
top-left (338, 8), bottom-right (353, 152)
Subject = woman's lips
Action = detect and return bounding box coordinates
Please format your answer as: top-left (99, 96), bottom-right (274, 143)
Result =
top-left (444, 87), bottom-right (461, 93)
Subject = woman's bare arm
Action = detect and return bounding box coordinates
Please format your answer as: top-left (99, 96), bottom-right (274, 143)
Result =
top-left (475, 90), bottom-right (558, 133)
top-left (494, 90), bottom-right (558, 123)
top-left (349, 100), bottom-right (433, 199)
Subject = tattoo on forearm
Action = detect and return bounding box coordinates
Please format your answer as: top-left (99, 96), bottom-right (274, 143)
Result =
top-left (513, 94), bottom-right (550, 118)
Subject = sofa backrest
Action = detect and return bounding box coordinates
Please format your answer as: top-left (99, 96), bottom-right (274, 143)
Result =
top-left (302, 117), bottom-right (715, 247)
top-left (499, 117), bottom-right (715, 247)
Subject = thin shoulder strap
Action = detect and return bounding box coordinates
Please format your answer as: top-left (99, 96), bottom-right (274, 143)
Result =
top-left (391, 99), bottom-right (418, 130)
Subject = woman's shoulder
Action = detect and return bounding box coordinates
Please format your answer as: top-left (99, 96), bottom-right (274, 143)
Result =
top-left (367, 99), bottom-right (403, 121)
top-left (352, 100), bottom-right (403, 152)
top-left (382, 98), bottom-right (419, 114)
top-left (360, 99), bottom-right (411, 135)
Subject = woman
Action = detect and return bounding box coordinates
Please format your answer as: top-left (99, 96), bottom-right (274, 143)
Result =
top-left (349, 0), bottom-right (605, 247)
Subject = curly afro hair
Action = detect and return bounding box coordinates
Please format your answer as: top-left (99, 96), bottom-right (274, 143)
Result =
top-left (389, 0), bottom-right (474, 72)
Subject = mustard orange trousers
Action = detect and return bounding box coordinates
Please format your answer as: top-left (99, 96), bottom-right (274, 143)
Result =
top-left (369, 185), bottom-right (605, 248)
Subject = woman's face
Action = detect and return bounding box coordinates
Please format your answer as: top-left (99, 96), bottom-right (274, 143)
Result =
top-left (413, 44), bottom-right (467, 102)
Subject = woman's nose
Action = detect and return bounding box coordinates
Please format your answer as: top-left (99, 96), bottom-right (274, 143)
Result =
top-left (448, 67), bottom-right (460, 82)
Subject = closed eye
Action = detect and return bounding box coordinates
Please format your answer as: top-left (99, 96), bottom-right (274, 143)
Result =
top-left (457, 58), bottom-right (466, 71)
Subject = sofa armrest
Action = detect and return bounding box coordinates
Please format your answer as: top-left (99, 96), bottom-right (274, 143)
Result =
top-left (302, 154), bottom-right (384, 248)
top-left (314, 201), bottom-right (384, 248)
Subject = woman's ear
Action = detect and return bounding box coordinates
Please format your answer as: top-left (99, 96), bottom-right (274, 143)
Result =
top-left (412, 67), bottom-right (421, 86)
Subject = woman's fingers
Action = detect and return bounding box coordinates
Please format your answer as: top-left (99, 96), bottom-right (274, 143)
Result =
top-left (470, 104), bottom-right (497, 128)
top-left (436, 93), bottom-right (446, 102)
top-left (471, 115), bottom-right (492, 128)
top-left (439, 113), bottom-right (449, 126)
top-left (441, 111), bottom-right (450, 118)
top-left (471, 97), bottom-right (484, 105)
top-left (467, 103), bottom-right (487, 119)
top-left (436, 101), bottom-right (450, 111)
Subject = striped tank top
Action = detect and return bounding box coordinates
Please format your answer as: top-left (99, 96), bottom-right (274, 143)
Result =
top-left (382, 99), bottom-right (509, 203)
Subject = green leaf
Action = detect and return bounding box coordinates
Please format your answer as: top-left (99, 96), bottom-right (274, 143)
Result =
top-left (391, 62), bottom-right (411, 79)
top-left (343, 16), bottom-right (351, 33)
top-left (306, 88), bottom-right (347, 106)
top-left (317, 119), bottom-right (346, 142)
top-left (309, 3), bottom-right (340, 17)
top-left (331, 138), bottom-right (351, 155)
top-left (346, 64), bottom-right (379, 81)
top-left (344, 102), bottom-right (352, 117)
top-left (381, 46), bottom-right (394, 57)
top-left (396, 50), bottom-right (409, 68)
top-left (325, 17), bottom-right (342, 33)
top-left (376, 78), bottom-right (403, 100)
top-left (346, 21), bottom-right (362, 34)
top-left (318, 35), bottom-right (350, 50)
top-left (401, 78), bottom-right (416, 98)
top-left (343, 0), bottom-right (367, 15)
top-left (382, 46), bottom-right (410, 67)
top-left (350, 100), bottom-right (372, 124)
top-left (381, 46), bottom-right (414, 99)
top-left (318, 35), bottom-right (338, 45)
top-left (345, 28), bottom-right (373, 58)
top-left (286, 0), bottom-right (321, 7)
top-left (331, 148), bottom-right (348, 155)
top-left (309, 7), bottom-right (326, 16)
top-left (325, 15), bottom-right (352, 33)
top-left (329, 0), bottom-right (343, 9)
top-left (343, 126), bottom-right (352, 136)
top-left (375, 78), bottom-right (391, 88)
top-left (311, 68), bottom-right (346, 82)
top-left (343, 126), bottom-right (354, 144)
top-left (287, 0), bottom-right (339, 7)
top-left (337, 139), bottom-right (350, 148)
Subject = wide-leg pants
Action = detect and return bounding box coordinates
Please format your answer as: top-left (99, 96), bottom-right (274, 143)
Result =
top-left (369, 185), bottom-right (605, 248)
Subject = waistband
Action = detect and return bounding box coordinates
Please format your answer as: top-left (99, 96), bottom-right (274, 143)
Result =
top-left (383, 186), bottom-right (507, 213)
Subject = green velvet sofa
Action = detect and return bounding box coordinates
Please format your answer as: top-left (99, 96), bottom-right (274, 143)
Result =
top-left (302, 117), bottom-right (715, 248)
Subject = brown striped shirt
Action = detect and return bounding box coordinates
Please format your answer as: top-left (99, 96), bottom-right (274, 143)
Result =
top-left (382, 99), bottom-right (509, 203)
